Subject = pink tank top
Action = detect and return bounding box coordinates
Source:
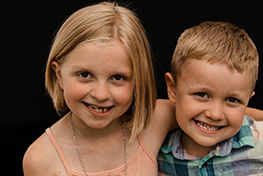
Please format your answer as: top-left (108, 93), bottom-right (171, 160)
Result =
top-left (46, 128), bottom-right (158, 176)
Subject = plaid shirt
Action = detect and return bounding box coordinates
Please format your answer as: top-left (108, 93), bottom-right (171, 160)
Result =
top-left (158, 116), bottom-right (263, 176)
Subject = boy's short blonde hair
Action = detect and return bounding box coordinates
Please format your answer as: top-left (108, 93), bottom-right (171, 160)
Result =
top-left (171, 21), bottom-right (259, 91)
top-left (45, 2), bottom-right (156, 140)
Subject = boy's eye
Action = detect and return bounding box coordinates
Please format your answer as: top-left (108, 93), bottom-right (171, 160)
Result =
top-left (79, 72), bottom-right (91, 78)
top-left (196, 92), bottom-right (209, 98)
top-left (112, 74), bottom-right (124, 81)
top-left (227, 97), bottom-right (240, 103)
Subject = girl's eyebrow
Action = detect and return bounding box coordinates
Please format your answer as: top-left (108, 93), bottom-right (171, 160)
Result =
top-left (71, 64), bottom-right (85, 69)
top-left (70, 65), bottom-right (91, 71)
top-left (69, 65), bottom-right (94, 74)
top-left (70, 64), bottom-right (132, 76)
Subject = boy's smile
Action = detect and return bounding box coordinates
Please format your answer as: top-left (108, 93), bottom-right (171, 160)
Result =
top-left (166, 58), bottom-right (254, 157)
top-left (195, 120), bottom-right (221, 132)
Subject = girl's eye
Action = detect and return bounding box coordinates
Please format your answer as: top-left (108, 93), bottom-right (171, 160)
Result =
top-left (112, 74), bottom-right (125, 81)
top-left (227, 97), bottom-right (240, 103)
top-left (196, 92), bottom-right (209, 98)
top-left (79, 72), bottom-right (91, 78)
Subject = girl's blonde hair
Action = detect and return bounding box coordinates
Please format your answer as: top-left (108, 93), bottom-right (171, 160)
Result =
top-left (171, 21), bottom-right (259, 91)
top-left (45, 2), bottom-right (156, 141)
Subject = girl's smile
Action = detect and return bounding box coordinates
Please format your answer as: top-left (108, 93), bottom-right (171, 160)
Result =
top-left (84, 102), bottom-right (114, 117)
top-left (53, 40), bottom-right (134, 129)
top-left (84, 103), bottom-right (113, 113)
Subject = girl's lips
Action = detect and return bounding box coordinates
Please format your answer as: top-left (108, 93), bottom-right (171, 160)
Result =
top-left (83, 102), bottom-right (113, 114)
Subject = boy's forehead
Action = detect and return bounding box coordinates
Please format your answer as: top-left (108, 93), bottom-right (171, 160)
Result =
top-left (179, 58), bottom-right (255, 93)
top-left (182, 58), bottom-right (254, 76)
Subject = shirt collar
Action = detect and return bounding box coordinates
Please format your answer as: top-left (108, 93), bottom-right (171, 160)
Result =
top-left (160, 116), bottom-right (255, 160)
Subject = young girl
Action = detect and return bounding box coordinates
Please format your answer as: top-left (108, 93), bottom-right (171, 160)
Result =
top-left (23, 2), bottom-right (263, 176)
top-left (23, 2), bottom-right (176, 175)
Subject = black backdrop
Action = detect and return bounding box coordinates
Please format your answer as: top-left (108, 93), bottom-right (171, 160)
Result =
top-left (1, 1), bottom-right (263, 175)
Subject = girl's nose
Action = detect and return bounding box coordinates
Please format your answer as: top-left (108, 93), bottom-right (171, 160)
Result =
top-left (90, 82), bottom-right (110, 101)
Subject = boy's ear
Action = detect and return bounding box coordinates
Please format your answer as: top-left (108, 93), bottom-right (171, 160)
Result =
top-left (52, 61), bottom-right (64, 89)
top-left (165, 73), bottom-right (177, 104)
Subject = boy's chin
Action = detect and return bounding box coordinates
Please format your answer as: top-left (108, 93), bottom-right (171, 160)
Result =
top-left (193, 135), bottom-right (230, 149)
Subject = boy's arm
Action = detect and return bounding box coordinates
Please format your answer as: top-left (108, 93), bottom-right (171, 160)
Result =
top-left (245, 107), bottom-right (263, 121)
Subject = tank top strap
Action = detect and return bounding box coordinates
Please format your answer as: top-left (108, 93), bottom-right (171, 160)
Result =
top-left (137, 133), bottom-right (157, 164)
top-left (45, 128), bottom-right (71, 174)
top-left (138, 133), bottom-right (147, 148)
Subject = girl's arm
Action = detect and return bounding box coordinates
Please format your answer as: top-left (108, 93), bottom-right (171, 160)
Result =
top-left (142, 99), bottom-right (177, 157)
top-left (245, 107), bottom-right (263, 121)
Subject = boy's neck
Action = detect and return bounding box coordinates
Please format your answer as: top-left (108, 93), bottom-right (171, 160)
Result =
top-left (181, 133), bottom-right (213, 158)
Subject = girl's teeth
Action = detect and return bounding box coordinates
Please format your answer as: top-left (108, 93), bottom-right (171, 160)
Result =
top-left (88, 104), bottom-right (109, 113)
top-left (196, 121), bottom-right (219, 131)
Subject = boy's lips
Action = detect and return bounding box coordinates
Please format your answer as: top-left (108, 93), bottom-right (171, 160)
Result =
top-left (194, 120), bottom-right (225, 132)
top-left (83, 103), bottom-right (113, 113)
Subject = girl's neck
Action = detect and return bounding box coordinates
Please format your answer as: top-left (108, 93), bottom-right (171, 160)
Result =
top-left (68, 112), bottom-right (124, 141)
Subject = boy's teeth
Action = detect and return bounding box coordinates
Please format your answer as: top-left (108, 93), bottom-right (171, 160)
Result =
top-left (196, 121), bottom-right (219, 131)
top-left (87, 104), bottom-right (110, 113)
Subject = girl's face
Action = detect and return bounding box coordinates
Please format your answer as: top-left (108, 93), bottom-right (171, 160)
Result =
top-left (53, 41), bottom-right (134, 129)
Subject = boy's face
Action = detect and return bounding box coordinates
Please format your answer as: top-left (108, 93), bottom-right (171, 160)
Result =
top-left (166, 59), bottom-right (254, 157)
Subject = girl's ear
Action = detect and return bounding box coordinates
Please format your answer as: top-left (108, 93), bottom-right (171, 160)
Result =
top-left (165, 73), bottom-right (177, 104)
top-left (251, 91), bottom-right (255, 98)
top-left (52, 61), bottom-right (64, 89)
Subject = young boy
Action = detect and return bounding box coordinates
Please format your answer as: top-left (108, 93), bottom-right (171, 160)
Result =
top-left (158, 21), bottom-right (263, 176)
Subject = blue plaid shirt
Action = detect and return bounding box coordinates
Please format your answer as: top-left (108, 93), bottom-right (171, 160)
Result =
top-left (158, 116), bottom-right (263, 176)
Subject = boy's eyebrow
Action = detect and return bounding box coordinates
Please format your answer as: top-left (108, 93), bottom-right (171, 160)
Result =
top-left (187, 83), bottom-right (211, 90)
top-left (189, 84), bottom-right (249, 98)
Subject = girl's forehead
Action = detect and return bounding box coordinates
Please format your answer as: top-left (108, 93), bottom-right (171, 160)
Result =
top-left (61, 41), bottom-right (133, 73)
top-left (73, 40), bottom-right (127, 57)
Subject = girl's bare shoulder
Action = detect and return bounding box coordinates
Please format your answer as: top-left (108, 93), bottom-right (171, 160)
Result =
top-left (23, 119), bottom-right (67, 176)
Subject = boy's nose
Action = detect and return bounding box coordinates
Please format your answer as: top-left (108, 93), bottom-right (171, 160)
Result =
top-left (204, 101), bottom-right (225, 121)
top-left (90, 82), bottom-right (110, 101)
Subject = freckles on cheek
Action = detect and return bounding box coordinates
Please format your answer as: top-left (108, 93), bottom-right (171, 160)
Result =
top-left (228, 112), bottom-right (245, 128)
top-left (176, 99), bottom-right (200, 119)
top-left (176, 99), bottom-right (189, 112)
top-left (63, 84), bottom-right (85, 102)
top-left (115, 87), bottom-right (134, 103)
